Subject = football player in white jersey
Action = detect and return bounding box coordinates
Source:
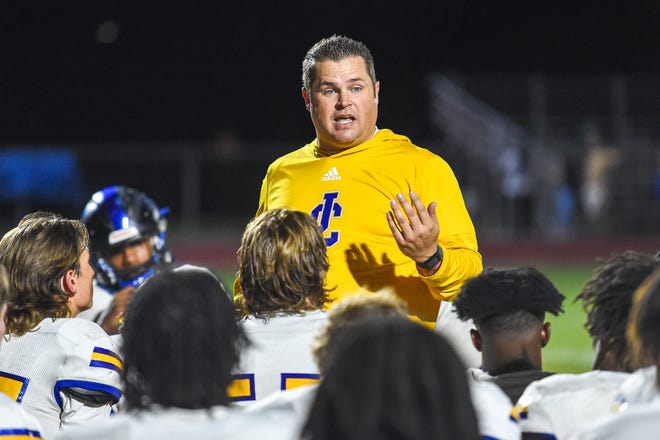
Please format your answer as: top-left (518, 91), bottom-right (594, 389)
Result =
top-left (227, 290), bottom-right (520, 440)
top-left (224, 290), bottom-right (410, 439)
top-left (512, 251), bottom-right (659, 439)
top-left (453, 266), bottom-right (565, 404)
top-left (311, 292), bottom-right (518, 440)
top-left (78, 185), bottom-right (173, 335)
top-left (231, 209), bottom-right (332, 404)
top-left (56, 266), bottom-right (250, 440)
top-left (0, 212), bottom-right (122, 439)
top-left (571, 266), bottom-right (660, 439)
top-left (607, 265), bottom-right (660, 411)
top-left (0, 264), bottom-right (44, 439)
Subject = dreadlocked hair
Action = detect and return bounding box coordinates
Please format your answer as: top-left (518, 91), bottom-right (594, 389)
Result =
top-left (453, 266), bottom-right (564, 333)
top-left (576, 250), bottom-right (660, 370)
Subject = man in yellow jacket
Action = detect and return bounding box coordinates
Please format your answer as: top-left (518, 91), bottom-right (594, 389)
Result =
top-left (254, 34), bottom-right (482, 324)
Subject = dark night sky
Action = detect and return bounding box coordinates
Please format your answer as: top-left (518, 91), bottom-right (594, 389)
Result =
top-left (2, 1), bottom-right (659, 145)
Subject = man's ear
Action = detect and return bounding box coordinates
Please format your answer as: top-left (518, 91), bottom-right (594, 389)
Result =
top-left (301, 87), bottom-right (311, 110)
top-left (470, 328), bottom-right (483, 352)
top-left (541, 322), bottom-right (552, 347)
top-left (61, 269), bottom-right (77, 296)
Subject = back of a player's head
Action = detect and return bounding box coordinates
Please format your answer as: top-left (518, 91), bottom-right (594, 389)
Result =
top-left (454, 266), bottom-right (564, 335)
top-left (121, 265), bottom-right (248, 410)
top-left (626, 267), bottom-right (660, 369)
top-left (302, 317), bottom-right (479, 440)
top-left (236, 208), bottom-right (331, 319)
top-left (301, 34), bottom-right (377, 94)
top-left (576, 251), bottom-right (659, 369)
top-left (0, 211), bottom-right (89, 335)
top-left (312, 289), bottom-right (409, 373)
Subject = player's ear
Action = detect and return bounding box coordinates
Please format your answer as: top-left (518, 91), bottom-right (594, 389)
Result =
top-left (61, 269), bottom-right (78, 295)
top-left (470, 328), bottom-right (483, 352)
top-left (540, 322), bottom-right (552, 347)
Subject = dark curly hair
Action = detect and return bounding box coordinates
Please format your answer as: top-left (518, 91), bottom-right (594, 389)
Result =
top-left (454, 266), bottom-right (564, 334)
top-left (122, 266), bottom-right (249, 410)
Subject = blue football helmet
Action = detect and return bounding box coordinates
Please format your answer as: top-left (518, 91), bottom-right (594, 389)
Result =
top-left (81, 185), bottom-right (173, 291)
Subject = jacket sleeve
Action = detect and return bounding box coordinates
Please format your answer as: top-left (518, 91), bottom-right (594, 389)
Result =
top-left (418, 154), bottom-right (482, 301)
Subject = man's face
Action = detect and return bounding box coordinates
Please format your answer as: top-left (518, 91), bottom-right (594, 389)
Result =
top-left (108, 238), bottom-right (154, 273)
top-left (302, 56), bottom-right (379, 153)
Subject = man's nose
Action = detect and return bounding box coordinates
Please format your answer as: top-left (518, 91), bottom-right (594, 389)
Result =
top-left (336, 91), bottom-right (352, 109)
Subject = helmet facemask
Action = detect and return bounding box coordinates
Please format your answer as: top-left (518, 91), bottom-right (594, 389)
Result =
top-left (82, 186), bottom-right (173, 292)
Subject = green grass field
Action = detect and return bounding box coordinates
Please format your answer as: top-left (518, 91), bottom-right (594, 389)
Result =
top-left (218, 263), bottom-right (598, 374)
top-left (535, 263), bottom-right (595, 373)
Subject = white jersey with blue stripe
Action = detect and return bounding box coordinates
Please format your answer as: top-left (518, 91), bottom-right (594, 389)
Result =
top-left (512, 370), bottom-right (630, 439)
top-left (231, 310), bottom-right (327, 404)
top-left (56, 406), bottom-right (236, 440)
top-left (222, 384), bottom-right (318, 440)
top-left (0, 318), bottom-right (122, 439)
top-left (0, 392), bottom-right (44, 439)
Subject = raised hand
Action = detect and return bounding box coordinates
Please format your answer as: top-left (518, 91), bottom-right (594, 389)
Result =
top-left (386, 191), bottom-right (440, 266)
